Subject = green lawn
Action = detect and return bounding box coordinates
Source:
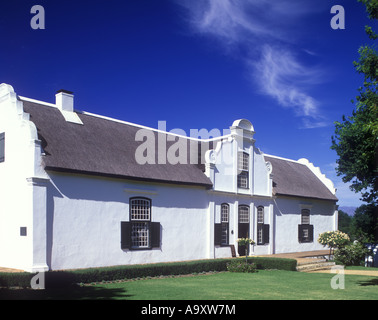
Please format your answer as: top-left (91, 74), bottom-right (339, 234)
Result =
top-left (1, 270), bottom-right (377, 300)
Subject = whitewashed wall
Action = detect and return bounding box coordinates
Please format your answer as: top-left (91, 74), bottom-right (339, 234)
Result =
top-left (0, 84), bottom-right (49, 272)
top-left (47, 172), bottom-right (210, 270)
top-left (273, 196), bottom-right (337, 254)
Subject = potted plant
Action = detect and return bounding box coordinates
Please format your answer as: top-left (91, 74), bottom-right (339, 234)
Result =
top-left (237, 237), bottom-right (256, 262)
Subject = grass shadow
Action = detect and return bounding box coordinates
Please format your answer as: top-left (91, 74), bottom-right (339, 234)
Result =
top-left (0, 284), bottom-right (132, 300)
top-left (357, 278), bottom-right (378, 287)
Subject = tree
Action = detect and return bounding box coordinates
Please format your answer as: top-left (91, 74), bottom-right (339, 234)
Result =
top-left (331, 0), bottom-right (378, 240)
top-left (338, 209), bottom-right (353, 235)
top-left (351, 204), bottom-right (377, 241)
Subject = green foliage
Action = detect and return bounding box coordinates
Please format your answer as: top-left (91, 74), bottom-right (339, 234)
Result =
top-left (338, 210), bottom-right (353, 235)
top-left (358, 0), bottom-right (378, 20)
top-left (351, 204), bottom-right (378, 240)
top-left (334, 241), bottom-right (372, 266)
top-left (226, 260), bottom-right (257, 273)
top-left (0, 257), bottom-right (297, 288)
top-left (331, 0), bottom-right (378, 206)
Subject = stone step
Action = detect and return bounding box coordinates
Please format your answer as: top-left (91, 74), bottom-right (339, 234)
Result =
top-left (297, 258), bottom-right (327, 266)
top-left (296, 261), bottom-right (336, 272)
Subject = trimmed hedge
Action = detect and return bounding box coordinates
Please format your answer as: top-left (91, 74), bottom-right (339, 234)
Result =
top-left (0, 257), bottom-right (297, 288)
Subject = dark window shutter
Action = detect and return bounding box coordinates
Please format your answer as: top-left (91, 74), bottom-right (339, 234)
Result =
top-left (0, 132), bottom-right (4, 163)
top-left (150, 222), bottom-right (161, 248)
top-left (298, 224), bottom-right (304, 243)
top-left (121, 222), bottom-right (131, 249)
top-left (308, 224), bottom-right (314, 242)
top-left (214, 223), bottom-right (222, 246)
top-left (263, 224), bottom-right (270, 244)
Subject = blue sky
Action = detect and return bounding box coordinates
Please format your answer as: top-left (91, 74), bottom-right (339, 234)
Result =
top-left (1, 0), bottom-right (375, 207)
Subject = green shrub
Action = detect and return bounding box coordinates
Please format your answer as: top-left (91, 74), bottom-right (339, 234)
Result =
top-left (227, 260), bottom-right (257, 273)
top-left (0, 257), bottom-right (297, 288)
top-left (334, 241), bottom-right (371, 266)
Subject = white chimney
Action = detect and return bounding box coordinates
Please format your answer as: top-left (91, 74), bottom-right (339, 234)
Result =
top-left (56, 89), bottom-right (74, 112)
top-left (55, 89), bottom-right (83, 125)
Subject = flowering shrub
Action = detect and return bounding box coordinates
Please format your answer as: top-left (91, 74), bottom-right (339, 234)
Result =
top-left (318, 231), bottom-right (350, 254)
top-left (226, 260), bottom-right (257, 273)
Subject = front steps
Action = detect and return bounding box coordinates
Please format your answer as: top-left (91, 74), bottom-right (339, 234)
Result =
top-left (296, 258), bottom-right (337, 272)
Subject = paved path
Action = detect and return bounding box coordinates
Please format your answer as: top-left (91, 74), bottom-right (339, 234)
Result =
top-left (258, 250), bottom-right (378, 276)
top-left (309, 269), bottom-right (378, 276)
top-left (0, 267), bottom-right (25, 273)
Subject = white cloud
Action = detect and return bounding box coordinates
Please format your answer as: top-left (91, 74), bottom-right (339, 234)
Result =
top-left (176, 0), bottom-right (328, 128)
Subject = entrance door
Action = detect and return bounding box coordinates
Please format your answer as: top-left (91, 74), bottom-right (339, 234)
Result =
top-left (238, 205), bottom-right (250, 256)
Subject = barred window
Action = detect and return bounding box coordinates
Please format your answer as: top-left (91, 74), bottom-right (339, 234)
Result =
top-left (238, 205), bottom-right (249, 223)
top-left (130, 198), bottom-right (151, 249)
top-left (131, 222), bottom-right (149, 248)
top-left (121, 198), bottom-right (160, 250)
top-left (131, 198), bottom-right (151, 221)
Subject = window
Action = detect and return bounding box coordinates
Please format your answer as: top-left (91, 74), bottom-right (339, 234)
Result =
top-left (0, 132), bottom-right (4, 163)
top-left (257, 206), bottom-right (264, 224)
top-left (121, 197), bottom-right (161, 250)
top-left (215, 203), bottom-right (230, 246)
top-left (298, 209), bottom-right (313, 243)
top-left (237, 152), bottom-right (249, 189)
top-left (238, 205), bottom-right (250, 223)
top-left (301, 209), bottom-right (310, 225)
top-left (257, 206), bottom-right (269, 245)
top-left (221, 204), bottom-right (229, 245)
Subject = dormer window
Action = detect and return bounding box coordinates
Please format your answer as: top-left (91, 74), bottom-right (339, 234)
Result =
top-left (237, 152), bottom-right (249, 188)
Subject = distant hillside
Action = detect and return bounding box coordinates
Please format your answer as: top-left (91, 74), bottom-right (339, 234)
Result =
top-left (339, 206), bottom-right (357, 216)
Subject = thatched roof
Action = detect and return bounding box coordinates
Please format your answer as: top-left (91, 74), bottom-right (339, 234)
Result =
top-left (264, 156), bottom-right (337, 201)
top-left (22, 98), bottom-right (337, 201)
top-left (23, 100), bottom-right (213, 188)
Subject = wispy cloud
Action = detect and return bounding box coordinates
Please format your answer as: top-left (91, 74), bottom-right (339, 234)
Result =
top-left (176, 0), bottom-right (328, 128)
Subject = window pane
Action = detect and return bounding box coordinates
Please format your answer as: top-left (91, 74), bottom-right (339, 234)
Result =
top-left (301, 209), bottom-right (310, 225)
top-left (238, 152), bottom-right (249, 171)
top-left (257, 207), bottom-right (264, 224)
top-left (221, 204), bottom-right (229, 223)
top-left (221, 223), bottom-right (228, 245)
top-left (237, 172), bottom-right (249, 188)
top-left (257, 225), bottom-right (263, 244)
top-left (131, 222), bottom-right (149, 248)
top-left (239, 205), bottom-right (249, 223)
top-left (131, 198), bottom-right (151, 221)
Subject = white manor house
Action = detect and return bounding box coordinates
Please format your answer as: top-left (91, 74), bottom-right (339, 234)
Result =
top-left (0, 83), bottom-right (338, 272)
